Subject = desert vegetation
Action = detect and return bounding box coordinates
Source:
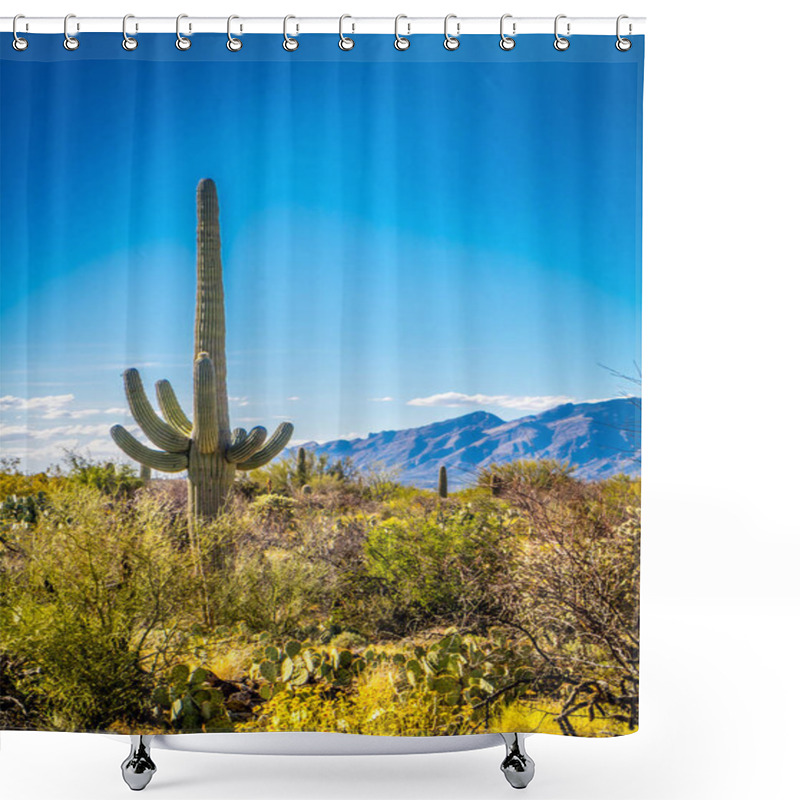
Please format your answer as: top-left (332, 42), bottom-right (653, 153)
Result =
top-left (0, 451), bottom-right (639, 738)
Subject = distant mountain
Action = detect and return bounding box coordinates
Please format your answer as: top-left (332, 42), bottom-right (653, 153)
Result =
top-left (299, 398), bottom-right (640, 488)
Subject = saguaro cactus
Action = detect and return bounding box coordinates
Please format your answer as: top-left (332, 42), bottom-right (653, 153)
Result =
top-left (295, 446), bottom-right (308, 488)
top-left (438, 465), bottom-right (448, 499)
top-left (111, 179), bottom-right (293, 521)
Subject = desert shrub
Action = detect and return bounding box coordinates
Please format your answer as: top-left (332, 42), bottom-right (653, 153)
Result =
top-left (0, 486), bottom-right (195, 730)
top-left (0, 458), bottom-right (63, 501)
top-left (251, 451), bottom-right (356, 496)
top-left (478, 459), bottom-right (576, 497)
top-left (594, 474), bottom-right (641, 525)
top-left (241, 673), bottom-right (467, 736)
top-left (210, 548), bottom-right (333, 636)
top-left (329, 630), bottom-right (368, 650)
top-left (0, 652), bottom-right (38, 729)
top-left (362, 506), bottom-right (515, 632)
top-left (63, 452), bottom-right (143, 497)
top-left (357, 463), bottom-right (405, 502)
top-left (137, 478), bottom-right (188, 523)
top-left (186, 507), bottom-right (335, 635)
top-left (507, 484), bottom-right (641, 732)
top-left (250, 494), bottom-right (297, 524)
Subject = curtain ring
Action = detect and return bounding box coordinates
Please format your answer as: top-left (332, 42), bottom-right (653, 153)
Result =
top-left (616, 15), bottom-right (632, 51)
top-left (443, 14), bottom-right (460, 51)
top-left (176, 14), bottom-right (191, 50)
top-left (499, 14), bottom-right (516, 50)
top-left (227, 15), bottom-right (242, 51)
top-left (283, 15), bottom-right (299, 51)
top-left (122, 15), bottom-right (138, 51)
top-left (339, 14), bottom-right (354, 50)
top-left (554, 14), bottom-right (570, 51)
top-left (12, 15), bottom-right (28, 51)
top-left (63, 14), bottom-right (79, 51)
top-left (394, 15), bottom-right (410, 50)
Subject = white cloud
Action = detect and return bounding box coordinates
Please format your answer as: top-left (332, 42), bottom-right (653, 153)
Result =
top-left (44, 408), bottom-right (101, 419)
top-left (0, 394), bottom-right (75, 417)
top-left (0, 419), bottom-right (148, 473)
top-left (339, 432), bottom-right (365, 441)
top-left (0, 423), bottom-right (112, 441)
top-left (287, 396), bottom-right (300, 402)
top-left (369, 396), bottom-right (394, 402)
top-left (229, 396), bottom-right (250, 407)
top-left (0, 394), bottom-right (130, 421)
top-left (407, 392), bottom-right (576, 413)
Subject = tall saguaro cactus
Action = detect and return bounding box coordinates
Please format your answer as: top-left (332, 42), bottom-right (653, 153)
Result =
top-left (110, 179), bottom-right (293, 521)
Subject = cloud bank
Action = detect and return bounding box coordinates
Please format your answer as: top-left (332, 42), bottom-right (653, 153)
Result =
top-left (407, 392), bottom-right (577, 413)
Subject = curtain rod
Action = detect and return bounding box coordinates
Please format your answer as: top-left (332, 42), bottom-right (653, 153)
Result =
top-left (1, 16), bottom-right (645, 36)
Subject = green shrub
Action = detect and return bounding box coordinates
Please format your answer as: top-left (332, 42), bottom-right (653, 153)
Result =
top-left (0, 486), bottom-right (194, 730)
top-left (478, 459), bottom-right (576, 496)
top-left (63, 452), bottom-right (143, 497)
top-left (363, 507), bottom-right (514, 631)
top-left (209, 548), bottom-right (332, 636)
top-left (251, 451), bottom-right (356, 495)
top-left (250, 493), bottom-right (297, 521)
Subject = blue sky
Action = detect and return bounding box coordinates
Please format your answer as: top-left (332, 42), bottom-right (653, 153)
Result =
top-left (0, 34), bottom-right (643, 471)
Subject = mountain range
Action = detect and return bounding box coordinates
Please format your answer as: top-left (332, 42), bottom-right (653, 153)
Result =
top-left (298, 398), bottom-right (641, 488)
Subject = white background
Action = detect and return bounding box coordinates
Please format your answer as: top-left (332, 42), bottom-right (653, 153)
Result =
top-left (2, 1), bottom-right (799, 798)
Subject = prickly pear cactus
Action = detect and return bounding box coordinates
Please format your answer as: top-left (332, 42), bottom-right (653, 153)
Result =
top-left (111, 179), bottom-right (293, 521)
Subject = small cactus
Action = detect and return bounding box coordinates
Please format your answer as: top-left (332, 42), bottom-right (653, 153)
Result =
top-left (295, 446), bottom-right (308, 487)
top-left (438, 465), bottom-right (448, 499)
top-left (111, 180), bottom-right (293, 523)
top-left (139, 465), bottom-right (151, 483)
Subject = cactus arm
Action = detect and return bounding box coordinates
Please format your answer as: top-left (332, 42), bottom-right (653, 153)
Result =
top-left (155, 379), bottom-right (193, 437)
top-left (123, 369), bottom-right (190, 453)
top-left (231, 428), bottom-right (247, 447)
top-left (110, 425), bottom-right (188, 472)
top-left (226, 426), bottom-right (267, 464)
top-left (235, 422), bottom-right (294, 471)
top-left (193, 353), bottom-right (219, 454)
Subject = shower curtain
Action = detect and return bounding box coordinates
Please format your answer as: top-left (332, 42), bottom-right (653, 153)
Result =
top-left (0, 30), bottom-right (643, 739)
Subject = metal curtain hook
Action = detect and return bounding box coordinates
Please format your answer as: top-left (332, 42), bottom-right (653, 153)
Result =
top-left (122, 14), bottom-right (138, 51)
top-left (12, 14), bottom-right (28, 51)
top-left (616, 14), bottom-right (632, 51)
top-left (499, 14), bottom-right (516, 50)
top-left (339, 14), bottom-right (354, 50)
top-left (283, 15), bottom-right (299, 51)
top-left (394, 14), bottom-right (410, 50)
top-left (176, 14), bottom-right (191, 50)
top-left (443, 14), bottom-right (460, 51)
top-left (63, 13), bottom-right (79, 50)
top-left (227, 15), bottom-right (242, 51)
top-left (554, 14), bottom-right (570, 51)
